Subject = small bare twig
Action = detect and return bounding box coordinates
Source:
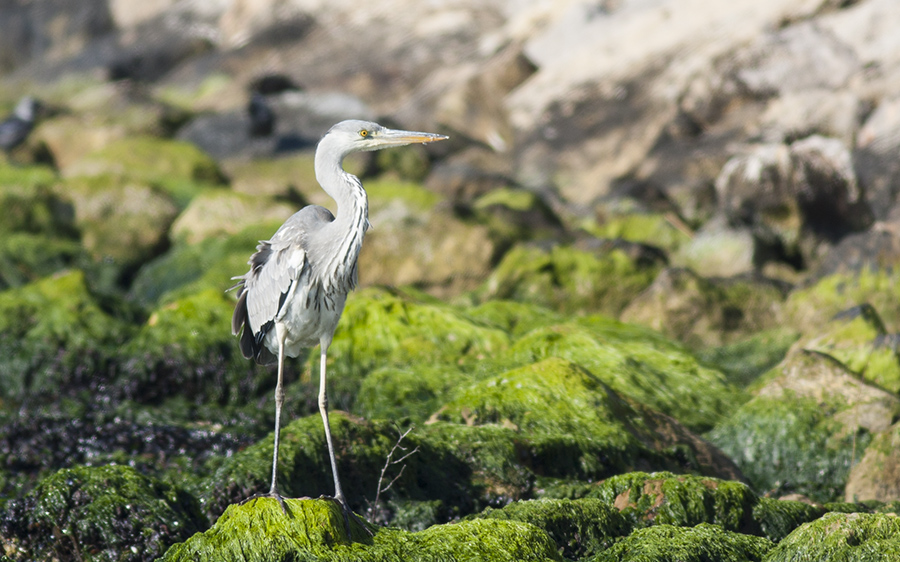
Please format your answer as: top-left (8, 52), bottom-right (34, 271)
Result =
top-left (367, 425), bottom-right (419, 524)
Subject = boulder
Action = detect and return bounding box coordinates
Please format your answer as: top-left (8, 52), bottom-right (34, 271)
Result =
top-left (845, 422), bottom-right (900, 502)
top-left (765, 512), bottom-right (900, 562)
top-left (169, 189), bottom-right (295, 245)
top-left (592, 523), bottom-right (773, 562)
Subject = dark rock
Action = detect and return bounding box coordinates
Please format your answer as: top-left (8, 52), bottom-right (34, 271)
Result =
top-left (246, 92), bottom-right (275, 137)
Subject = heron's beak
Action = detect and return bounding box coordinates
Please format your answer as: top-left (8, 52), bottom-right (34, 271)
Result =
top-left (376, 128), bottom-right (449, 147)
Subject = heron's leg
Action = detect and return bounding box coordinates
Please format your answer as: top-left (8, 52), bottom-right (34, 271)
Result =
top-left (269, 325), bottom-right (288, 499)
top-left (318, 344), bottom-right (345, 503)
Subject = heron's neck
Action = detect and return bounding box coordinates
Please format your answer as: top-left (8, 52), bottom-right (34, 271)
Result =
top-left (314, 139), bottom-right (369, 288)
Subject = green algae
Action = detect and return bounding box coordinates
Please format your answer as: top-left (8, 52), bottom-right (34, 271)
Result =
top-left (765, 512), bottom-right (900, 562)
top-left (478, 243), bottom-right (660, 316)
top-left (588, 472), bottom-right (758, 533)
top-left (0, 270), bottom-right (131, 400)
top-left (0, 465), bottom-right (204, 562)
top-left (129, 220), bottom-right (284, 307)
top-left (0, 166), bottom-right (73, 237)
top-left (590, 523), bottom-right (774, 562)
top-left (355, 364), bottom-right (463, 422)
top-left (696, 328), bottom-right (800, 387)
top-left (472, 498), bottom-right (632, 559)
top-left (483, 321), bottom-right (741, 432)
top-left (67, 136), bottom-right (225, 208)
top-left (471, 188), bottom-right (562, 244)
top-left (464, 299), bottom-right (564, 337)
top-left (751, 498), bottom-right (826, 542)
top-left (586, 212), bottom-right (691, 254)
top-left (323, 288), bottom-right (510, 410)
top-left (161, 497), bottom-right (562, 562)
top-left (0, 232), bottom-right (85, 290)
top-left (707, 394), bottom-right (871, 503)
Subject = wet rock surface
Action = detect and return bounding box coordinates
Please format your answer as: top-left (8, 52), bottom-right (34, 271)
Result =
top-left (4, 0), bottom-right (900, 560)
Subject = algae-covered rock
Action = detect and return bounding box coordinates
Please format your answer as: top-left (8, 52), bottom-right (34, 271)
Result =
top-left (120, 288), bottom-right (268, 409)
top-left (845, 422), bottom-right (900, 502)
top-left (161, 497), bottom-right (562, 562)
top-left (588, 472), bottom-right (758, 533)
top-left (128, 220), bottom-right (283, 307)
top-left (587, 211), bottom-right (691, 255)
top-left (355, 364), bottom-right (462, 422)
top-left (620, 268), bottom-right (787, 348)
top-left (169, 189), bottom-right (296, 245)
top-left (0, 270), bottom-right (130, 401)
top-left (472, 498), bottom-right (631, 559)
top-left (464, 300), bottom-right (564, 337)
top-left (764, 512), bottom-right (900, 562)
top-left (751, 497), bottom-right (826, 543)
top-left (323, 288), bottom-right (510, 410)
top-left (485, 319), bottom-right (741, 432)
top-left (0, 232), bottom-right (85, 290)
top-left (590, 523), bottom-right (773, 562)
top-left (479, 243), bottom-right (661, 316)
top-left (0, 165), bottom-right (73, 236)
top-left (0, 465), bottom-right (204, 562)
top-left (64, 136), bottom-right (225, 207)
top-left (798, 304), bottom-right (900, 394)
top-left (57, 174), bottom-right (179, 272)
top-left (471, 187), bottom-right (563, 245)
top-left (785, 268), bottom-right (900, 333)
top-left (708, 350), bottom-right (900, 502)
top-left (695, 328), bottom-right (800, 387)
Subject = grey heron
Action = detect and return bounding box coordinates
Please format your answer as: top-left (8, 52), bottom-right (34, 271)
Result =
top-left (0, 97), bottom-right (37, 157)
top-left (231, 120), bottom-right (448, 516)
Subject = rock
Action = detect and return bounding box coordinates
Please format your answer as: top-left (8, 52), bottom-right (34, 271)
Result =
top-left (714, 136), bottom-right (872, 270)
top-left (63, 136), bottom-right (225, 207)
top-left (672, 219), bottom-right (756, 277)
top-left (483, 321), bottom-right (742, 434)
top-left (785, 268), bottom-right (900, 334)
top-left (758, 89), bottom-right (863, 145)
top-left (798, 304), bottom-right (900, 394)
top-left (0, 270), bottom-right (130, 403)
top-left (359, 180), bottom-right (496, 295)
top-left (0, 465), bottom-right (204, 562)
top-left (589, 211), bottom-right (692, 256)
top-left (0, 165), bottom-right (74, 237)
top-left (471, 187), bottom-right (564, 247)
top-left (708, 349), bottom-right (900, 502)
top-left (0, 232), bottom-right (85, 290)
top-left (160, 497), bottom-right (561, 562)
top-left (472, 498), bottom-right (631, 560)
top-left (435, 358), bottom-right (741, 479)
top-left (592, 523), bottom-right (773, 562)
top-left (854, 97), bottom-right (900, 219)
top-left (0, 0), bottom-right (113, 74)
top-left (765, 512), bottom-right (900, 562)
top-left (477, 242), bottom-right (662, 316)
top-left (224, 152), bottom-right (321, 202)
top-left (169, 189), bottom-right (295, 245)
top-left (845, 422), bottom-right (900, 502)
top-left (59, 175), bottom-right (179, 270)
top-left (464, 300), bottom-right (563, 338)
top-left (425, 146), bottom-right (516, 205)
top-left (620, 268), bottom-right (787, 348)
top-left (696, 327), bottom-right (800, 388)
top-left (730, 22), bottom-right (858, 97)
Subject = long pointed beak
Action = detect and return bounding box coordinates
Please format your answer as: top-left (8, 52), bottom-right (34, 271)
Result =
top-left (377, 128), bottom-right (449, 147)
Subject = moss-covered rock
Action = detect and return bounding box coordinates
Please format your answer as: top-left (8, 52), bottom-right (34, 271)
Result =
top-left (708, 350), bottom-right (900, 502)
top-left (0, 232), bottom-right (85, 290)
top-left (472, 498), bottom-right (632, 559)
top-left (0, 270), bottom-right (131, 401)
top-left (161, 497), bottom-right (562, 562)
top-left (785, 268), bottom-right (900, 333)
top-left (128, 220), bottom-right (284, 307)
top-left (472, 187), bottom-right (563, 245)
top-left (764, 512), bottom-right (900, 562)
top-left (590, 523), bottom-right (773, 562)
top-left (483, 319), bottom-right (741, 433)
top-left (695, 328), bottom-right (799, 387)
top-left (478, 243), bottom-right (661, 316)
top-left (169, 190), bottom-right (296, 245)
top-left (586, 212), bottom-right (691, 255)
top-left (0, 165), bottom-right (73, 237)
top-left (323, 288), bottom-right (510, 410)
top-left (751, 497), bottom-right (826, 543)
top-left (64, 136), bottom-right (225, 208)
top-left (845, 421), bottom-right (900, 502)
top-left (620, 268), bottom-right (787, 348)
top-left (0, 465), bottom-right (204, 562)
top-left (463, 300), bottom-right (563, 337)
top-left (798, 304), bottom-right (900, 394)
top-left (355, 364), bottom-right (462, 422)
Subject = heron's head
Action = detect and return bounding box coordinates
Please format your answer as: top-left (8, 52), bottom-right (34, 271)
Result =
top-left (324, 119), bottom-right (448, 154)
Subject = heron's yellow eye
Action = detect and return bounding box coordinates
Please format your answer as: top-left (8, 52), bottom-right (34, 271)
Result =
top-left (359, 129), bottom-right (369, 137)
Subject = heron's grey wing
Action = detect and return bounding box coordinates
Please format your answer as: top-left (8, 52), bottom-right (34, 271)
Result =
top-left (232, 206), bottom-right (335, 364)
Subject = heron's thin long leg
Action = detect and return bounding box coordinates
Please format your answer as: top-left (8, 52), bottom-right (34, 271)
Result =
top-left (318, 345), bottom-right (345, 503)
top-left (269, 325), bottom-right (288, 497)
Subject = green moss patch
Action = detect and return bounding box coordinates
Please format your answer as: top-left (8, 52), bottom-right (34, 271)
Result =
top-left (0, 465), bottom-right (204, 562)
top-left (591, 523), bottom-right (774, 562)
top-left (765, 512), bottom-right (900, 562)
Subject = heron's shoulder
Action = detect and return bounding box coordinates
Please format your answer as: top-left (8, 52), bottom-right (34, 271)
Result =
top-left (269, 205), bottom-right (334, 243)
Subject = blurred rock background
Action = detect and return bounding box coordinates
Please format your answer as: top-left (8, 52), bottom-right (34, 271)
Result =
top-left (3, 0), bottom-right (900, 560)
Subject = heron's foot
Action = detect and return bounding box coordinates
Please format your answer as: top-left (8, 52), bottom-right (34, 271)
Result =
top-left (320, 495), bottom-right (375, 538)
top-left (240, 490), bottom-right (291, 515)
